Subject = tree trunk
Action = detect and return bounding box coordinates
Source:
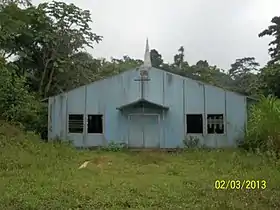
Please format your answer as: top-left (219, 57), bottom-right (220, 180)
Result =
top-left (44, 66), bottom-right (55, 98)
top-left (39, 59), bottom-right (51, 96)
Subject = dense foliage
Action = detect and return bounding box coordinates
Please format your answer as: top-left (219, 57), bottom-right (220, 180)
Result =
top-left (0, 0), bottom-right (280, 153)
top-left (244, 96), bottom-right (280, 154)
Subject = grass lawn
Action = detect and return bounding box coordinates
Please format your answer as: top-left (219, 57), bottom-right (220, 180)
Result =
top-left (0, 124), bottom-right (280, 209)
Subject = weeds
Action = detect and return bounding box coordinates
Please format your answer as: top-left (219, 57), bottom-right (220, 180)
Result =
top-left (1, 104), bottom-right (280, 209)
top-left (243, 95), bottom-right (280, 155)
top-left (99, 142), bottom-right (127, 152)
top-left (183, 136), bottom-right (200, 148)
top-left (1, 133), bottom-right (279, 209)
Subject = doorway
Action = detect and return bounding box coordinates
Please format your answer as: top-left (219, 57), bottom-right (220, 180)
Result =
top-left (128, 114), bottom-right (160, 148)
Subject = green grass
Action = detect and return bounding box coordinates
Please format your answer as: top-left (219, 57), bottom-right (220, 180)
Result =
top-left (0, 123), bottom-right (280, 209)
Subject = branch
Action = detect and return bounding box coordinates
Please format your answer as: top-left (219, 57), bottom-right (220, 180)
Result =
top-left (3, 52), bottom-right (14, 60)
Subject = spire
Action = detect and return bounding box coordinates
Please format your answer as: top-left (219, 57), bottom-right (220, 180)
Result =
top-left (143, 38), bottom-right (152, 67)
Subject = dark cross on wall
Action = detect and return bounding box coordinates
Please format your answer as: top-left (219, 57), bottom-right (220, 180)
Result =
top-left (134, 68), bottom-right (151, 99)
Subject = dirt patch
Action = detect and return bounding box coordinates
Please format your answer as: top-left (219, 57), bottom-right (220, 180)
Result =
top-left (93, 156), bottom-right (112, 168)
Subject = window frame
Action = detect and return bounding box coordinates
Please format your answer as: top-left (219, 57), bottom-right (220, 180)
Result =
top-left (68, 114), bottom-right (84, 134)
top-left (186, 114), bottom-right (203, 134)
top-left (87, 114), bottom-right (104, 134)
top-left (206, 114), bottom-right (225, 134)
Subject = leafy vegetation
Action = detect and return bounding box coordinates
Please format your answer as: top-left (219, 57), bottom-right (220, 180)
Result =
top-left (243, 96), bottom-right (280, 155)
top-left (259, 16), bottom-right (280, 65)
top-left (0, 58), bottom-right (45, 134)
top-left (0, 124), bottom-right (280, 209)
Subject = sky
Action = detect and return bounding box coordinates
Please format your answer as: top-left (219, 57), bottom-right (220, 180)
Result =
top-left (33, 0), bottom-right (280, 70)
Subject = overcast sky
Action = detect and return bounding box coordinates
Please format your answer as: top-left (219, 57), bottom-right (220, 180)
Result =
top-left (33, 0), bottom-right (280, 70)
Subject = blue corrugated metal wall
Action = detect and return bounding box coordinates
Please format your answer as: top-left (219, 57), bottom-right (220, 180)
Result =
top-left (48, 67), bottom-right (247, 148)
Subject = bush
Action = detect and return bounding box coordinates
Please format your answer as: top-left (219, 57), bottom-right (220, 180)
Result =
top-left (244, 95), bottom-right (280, 154)
top-left (0, 59), bottom-right (46, 136)
top-left (98, 142), bottom-right (128, 152)
top-left (183, 136), bottom-right (200, 148)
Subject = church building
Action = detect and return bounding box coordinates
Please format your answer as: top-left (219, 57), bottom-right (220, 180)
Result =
top-left (48, 39), bottom-right (249, 148)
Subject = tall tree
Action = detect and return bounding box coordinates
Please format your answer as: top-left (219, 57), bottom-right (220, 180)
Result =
top-left (54, 52), bottom-right (100, 92)
top-left (150, 49), bottom-right (163, 68)
top-left (259, 16), bottom-right (280, 65)
top-left (174, 46), bottom-right (188, 69)
top-left (0, 1), bottom-right (102, 97)
top-left (229, 57), bottom-right (259, 78)
top-left (228, 57), bottom-right (259, 95)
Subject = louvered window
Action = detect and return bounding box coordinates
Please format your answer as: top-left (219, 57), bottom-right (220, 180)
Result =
top-left (207, 114), bottom-right (224, 134)
top-left (68, 114), bottom-right (84, 133)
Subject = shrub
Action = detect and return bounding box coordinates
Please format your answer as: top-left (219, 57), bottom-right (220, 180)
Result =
top-left (0, 59), bottom-right (46, 136)
top-left (244, 95), bottom-right (280, 154)
top-left (183, 136), bottom-right (200, 148)
top-left (99, 142), bottom-right (127, 152)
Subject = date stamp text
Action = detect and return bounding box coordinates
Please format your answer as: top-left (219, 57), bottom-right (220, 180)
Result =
top-left (214, 180), bottom-right (267, 190)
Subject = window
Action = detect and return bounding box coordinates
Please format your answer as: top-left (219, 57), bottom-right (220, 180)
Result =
top-left (68, 114), bottom-right (84, 133)
top-left (88, 115), bottom-right (103, 134)
top-left (207, 114), bottom-right (224, 134)
top-left (186, 114), bottom-right (203, 134)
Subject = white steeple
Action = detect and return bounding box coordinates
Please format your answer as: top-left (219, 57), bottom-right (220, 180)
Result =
top-left (143, 38), bottom-right (152, 68)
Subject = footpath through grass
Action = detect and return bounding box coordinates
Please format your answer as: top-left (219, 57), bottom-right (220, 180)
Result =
top-left (0, 123), bottom-right (280, 209)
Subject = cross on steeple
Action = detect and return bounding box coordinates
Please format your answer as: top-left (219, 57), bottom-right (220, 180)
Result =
top-left (134, 38), bottom-right (151, 99)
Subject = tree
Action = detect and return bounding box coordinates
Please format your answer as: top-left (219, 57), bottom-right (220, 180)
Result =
top-left (150, 49), bottom-right (163, 68)
top-left (189, 61), bottom-right (225, 86)
top-left (54, 52), bottom-right (100, 92)
top-left (228, 57), bottom-right (260, 95)
top-left (258, 64), bottom-right (280, 98)
top-left (117, 56), bottom-right (143, 71)
top-left (0, 56), bottom-right (45, 133)
top-left (229, 57), bottom-right (259, 78)
top-left (0, 1), bottom-right (102, 97)
top-left (0, 1), bottom-right (33, 59)
top-left (192, 60), bottom-right (211, 80)
top-left (174, 46), bottom-right (188, 69)
top-left (1, 0), bottom-right (31, 7)
top-left (259, 16), bottom-right (280, 65)
top-left (196, 60), bottom-right (209, 69)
